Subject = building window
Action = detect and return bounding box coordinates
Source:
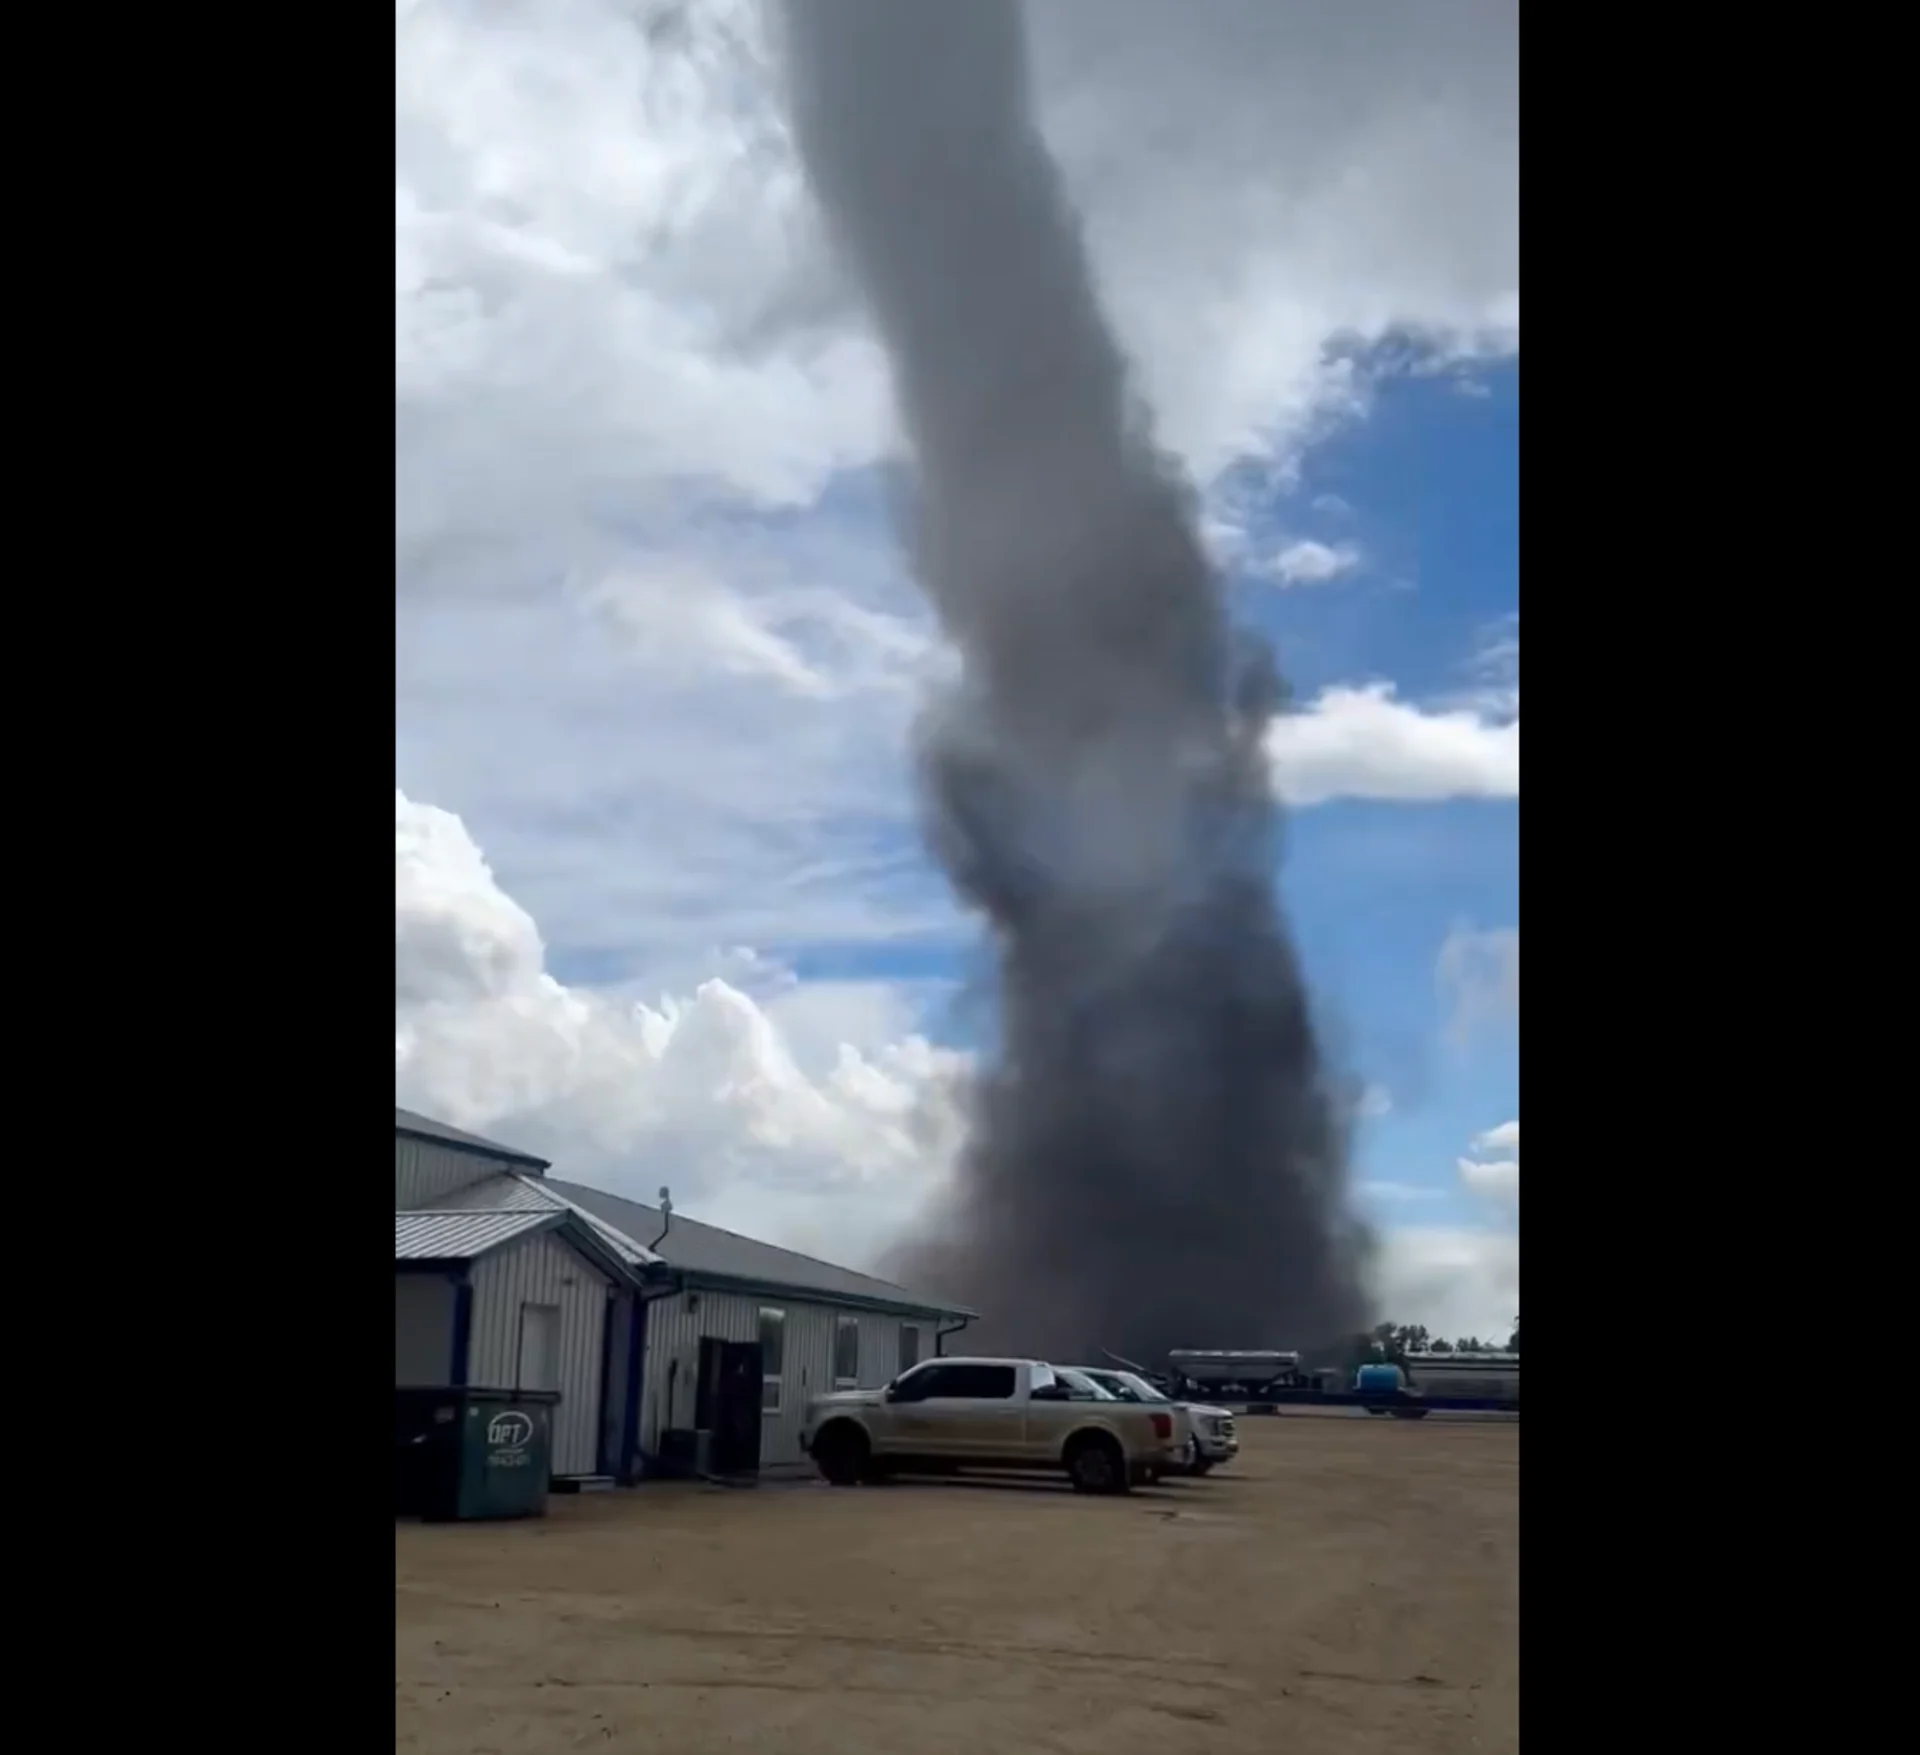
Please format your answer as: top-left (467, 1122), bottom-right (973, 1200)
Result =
top-left (888, 1362), bottom-right (1016, 1402)
top-left (834, 1313), bottom-right (860, 1388)
top-left (898, 1325), bottom-right (921, 1373)
top-left (759, 1307), bottom-right (786, 1413)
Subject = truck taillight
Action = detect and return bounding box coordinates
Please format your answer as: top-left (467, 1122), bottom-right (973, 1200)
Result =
top-left (1150, 1412), bottom-right (1172, 1440)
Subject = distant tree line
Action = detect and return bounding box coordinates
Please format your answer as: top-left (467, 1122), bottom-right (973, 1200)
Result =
top-left (1341, 1315), bottom-right (1519, 1369)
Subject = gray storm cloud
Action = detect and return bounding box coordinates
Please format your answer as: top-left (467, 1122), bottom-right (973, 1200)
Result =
top-left (775, 0), bottom-right (1373, 1361)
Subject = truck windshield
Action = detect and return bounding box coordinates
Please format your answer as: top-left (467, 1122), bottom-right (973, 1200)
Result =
top-left (1055, 1368), bottom-right (1118, 1401)
top-left (1079, 1370), bottom-right (1161, 1403)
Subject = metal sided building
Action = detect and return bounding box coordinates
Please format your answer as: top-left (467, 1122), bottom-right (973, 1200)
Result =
top-left (394, 1109), bottom-right (669, 1481)
top-left (540, 1180), bottom-right (976, 1474)
top-left (418, 1158), bottom-right (976, 1477)
top-left (396, 1104), bottom-right (554, 1207)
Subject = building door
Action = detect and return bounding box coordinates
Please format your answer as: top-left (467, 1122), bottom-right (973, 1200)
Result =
top-left (517, 1304), bottom-right (561, 1393)
top-left (696, 1336), bottom-right (764, 1477)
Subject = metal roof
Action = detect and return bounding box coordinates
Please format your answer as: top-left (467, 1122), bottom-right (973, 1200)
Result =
top-left (394, 1105), bottom-right (550, 1170)
top-left (395, 1208), bottom-right (559, 1261)
top-left (545, 1178), bottom-right (975, 1318)
top-left (1407, 1351), bottom-right (1519, 1365)
top-left (1168, 1349), bottom-right (1300, 1360)
top-left (427, 1173), bottom-right (662, 1267)
top-left (426, 1173), bottom-right (970, 1316)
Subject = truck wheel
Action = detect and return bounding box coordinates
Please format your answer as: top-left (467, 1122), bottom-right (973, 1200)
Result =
top-left (1065, 1433), bottom-right (1129, 1496)
top-left (1189, 1457), bottom-right (1215, 1476)
top-left (813, 1422), bottom-right (869, 1486)
top-left (1390, 1406), bottom-right (1430, 1420)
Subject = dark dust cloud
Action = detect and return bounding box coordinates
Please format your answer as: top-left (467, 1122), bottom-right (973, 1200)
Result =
top-left (774, 0), bottom-right (1374, 1363)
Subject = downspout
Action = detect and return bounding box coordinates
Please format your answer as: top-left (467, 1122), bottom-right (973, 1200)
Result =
top-left (627, 1263), bottom-right (685, 1482)
top-left (614, 1190), bottom-right (679, 1481)
top-left (935, 1315), bottom-right (973, 1357)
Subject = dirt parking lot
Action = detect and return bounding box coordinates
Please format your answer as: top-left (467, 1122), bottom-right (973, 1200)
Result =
top-left (396, 1414), bottom-right (1517, 1755)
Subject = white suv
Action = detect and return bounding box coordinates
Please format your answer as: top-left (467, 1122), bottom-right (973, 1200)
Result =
top-left (1073, 1367), bottom-right (1239, 1475)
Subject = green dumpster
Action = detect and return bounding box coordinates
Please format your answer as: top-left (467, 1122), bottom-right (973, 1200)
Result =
top-left (397, 1387), bottom-right (560, 1522)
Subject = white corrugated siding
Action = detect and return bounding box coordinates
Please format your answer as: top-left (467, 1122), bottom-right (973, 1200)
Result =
top-left (467, 1231), bottom-right (613, 1477)
top-left (396, 1275), bottom-right (455, 1384)
top-left (396, 1135), bottom-right (522, 1209)
top-left (835, 1310), bottom-right (930, 1390)
top-left (641, 1288), bottom-right (766, 1456)
top-left (640, 1291), bottom-right (937, 1472)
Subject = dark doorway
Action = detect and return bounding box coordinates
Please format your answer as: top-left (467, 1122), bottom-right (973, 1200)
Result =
top-left (600, 1290), bottom-right (636, 1480)
top-left (695, 1337), bottom-right (763, 1476)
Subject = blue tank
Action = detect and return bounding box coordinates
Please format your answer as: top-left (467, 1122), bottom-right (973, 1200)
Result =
top-left (1355, 1363), bottom-right (1406, 1394)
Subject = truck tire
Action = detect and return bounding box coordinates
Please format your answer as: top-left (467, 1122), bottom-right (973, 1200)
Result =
top-left (812, 1421), bottom-right (869, 1486)
top-left (1189, 1457), bottom-right (1215, 1476)
top-left (1064, 1432), bottom-right (1130, 1496)
top-left (1390, 1406), bottom-right (1430, 1420)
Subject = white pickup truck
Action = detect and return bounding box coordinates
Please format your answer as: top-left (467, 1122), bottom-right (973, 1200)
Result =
top-left (801, 1356), bottom-right (1189, 1494)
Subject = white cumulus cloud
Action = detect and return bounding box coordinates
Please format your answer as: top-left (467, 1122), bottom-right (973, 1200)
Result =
top-left (1373, 1117), bottom-right (1519, 1336)
top-left (1271, 539), bottom-right (1361, 585)
top-left (1436, 923), bottom-right (1521, 1040)
top-left (1457, 1155), bottom-right (1519, 1210)
top-left (395, 788), bottom-right (969, 1267)
top-left (1473, 1119), bottom-right (1519, 1155)
top-left (399, 791), bottom-right (1522, 1325)
top-left (396, 0), bottom-right (1517, 537)
top-left (1455, 1115), bottom-right (1520, 1216)
top-left (397, 0), bottom-right (1519, 958)
top-left (1268, 685), bottom-right (1519, 807)
top-left (1374, 1226), bottom-right (1518, 1342)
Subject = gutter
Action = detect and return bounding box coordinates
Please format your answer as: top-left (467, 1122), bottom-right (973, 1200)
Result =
top-left (935, 1314), bottom-right (974, 1356)
top-left (619, 1268), bottom-right (687, 1485)
top-left (670, 1266), bottom-right (975, 1326)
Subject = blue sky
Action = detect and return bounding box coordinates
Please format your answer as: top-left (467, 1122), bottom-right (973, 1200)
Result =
top-left (1257, 362), bottom-right (1520, 1231)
